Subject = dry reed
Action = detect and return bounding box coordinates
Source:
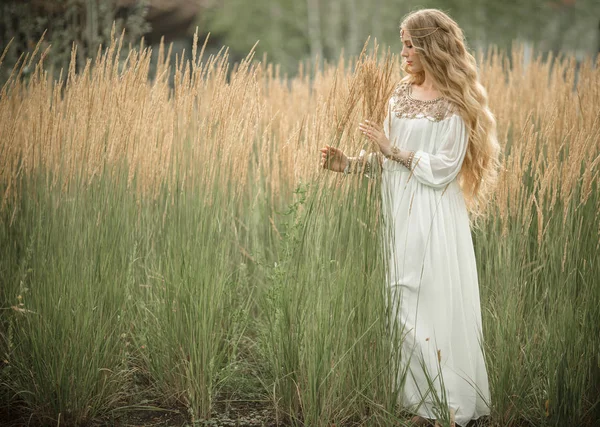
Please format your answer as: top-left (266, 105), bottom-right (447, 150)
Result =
top-left (1, 33), bottom-right (599, 425)
top-left (1, 38), bottom-right (598, 231)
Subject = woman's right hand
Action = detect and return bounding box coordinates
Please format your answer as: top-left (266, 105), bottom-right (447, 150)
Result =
top-left (320, 145), bottom-right (348, 173)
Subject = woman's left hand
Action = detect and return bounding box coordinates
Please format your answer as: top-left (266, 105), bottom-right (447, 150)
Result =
top-left (359, 120), bottom-right (391, 156)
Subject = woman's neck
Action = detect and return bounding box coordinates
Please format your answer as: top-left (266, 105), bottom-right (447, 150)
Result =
top-left (418, 73), bottom-right (436, 92)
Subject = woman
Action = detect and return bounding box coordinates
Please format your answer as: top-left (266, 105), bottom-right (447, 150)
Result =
top-left (319, 9), bottom-right (499, 427)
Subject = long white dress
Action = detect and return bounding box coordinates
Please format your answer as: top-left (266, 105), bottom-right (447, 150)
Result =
top-left (360, 82), bottom-right (491, 426)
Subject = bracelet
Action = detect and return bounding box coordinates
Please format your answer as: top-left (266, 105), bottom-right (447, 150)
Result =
top-left (385, 147), bottom-right (415, 170)
top-left (343, 152), bottom-right (377, 176)
top-left (407, 150), bottom-right (415, 170)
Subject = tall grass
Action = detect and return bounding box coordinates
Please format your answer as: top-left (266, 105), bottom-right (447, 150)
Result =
top-left (0, 32), bottom-right (599, 426)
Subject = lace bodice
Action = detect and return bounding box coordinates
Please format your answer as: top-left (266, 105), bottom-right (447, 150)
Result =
top-left (391, 82), bottom-right (456, 122)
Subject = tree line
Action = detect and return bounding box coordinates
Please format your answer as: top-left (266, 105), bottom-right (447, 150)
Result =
top-left (1, 0), bottom-right (598, 82)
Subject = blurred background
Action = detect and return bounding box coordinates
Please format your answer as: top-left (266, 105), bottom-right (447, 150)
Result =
top-left (1, 0), bottom-right (599, 84)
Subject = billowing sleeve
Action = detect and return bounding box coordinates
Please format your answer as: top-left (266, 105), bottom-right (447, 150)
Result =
top-left (411, 114), bottom-right (468, 189)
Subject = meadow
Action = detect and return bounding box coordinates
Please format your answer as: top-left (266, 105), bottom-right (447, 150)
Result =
top-left (0, 32), bottom-right (599, 426)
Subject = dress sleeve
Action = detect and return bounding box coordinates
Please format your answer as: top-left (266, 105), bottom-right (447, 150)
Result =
top-left (411, 114), bottom-right (468, 189)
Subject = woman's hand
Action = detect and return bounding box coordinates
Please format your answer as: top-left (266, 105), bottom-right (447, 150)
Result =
top-left (359, 120), bottom-right (391, 156)
top-left (320, 145), bottom-right (348, 172)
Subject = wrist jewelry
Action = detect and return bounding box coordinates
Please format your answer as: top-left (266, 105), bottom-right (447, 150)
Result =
top-left (407, 150), bottom-right (415, 170)
top-left (385, 147), bottom-right (415, 170)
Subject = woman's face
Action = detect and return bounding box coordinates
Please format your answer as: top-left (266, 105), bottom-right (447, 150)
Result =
top-left (401, 30), bottom-right (423, 73)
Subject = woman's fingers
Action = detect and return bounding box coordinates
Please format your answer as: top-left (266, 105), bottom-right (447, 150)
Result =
top-left (321, 147), bottom-right (334, 157)
top-left (359, 121), bottom-right (379, 137)
top-left (359, 125), bottom-right (370, 137)
top-left (359, 127), bottom-right (380, 142)
top-left (365, 119), bottom-right (382, 131)
top-left (360, 120), bottom-right (382, 132)
top-left (324, 147), bottom-right (342, 156)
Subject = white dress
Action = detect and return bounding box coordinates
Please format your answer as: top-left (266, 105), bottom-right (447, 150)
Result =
top-left (360, 82), bottom-right (491, 426)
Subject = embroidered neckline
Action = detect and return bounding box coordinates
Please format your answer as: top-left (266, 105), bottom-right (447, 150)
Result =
top-left (391, 82), bottom-right (455, 122)
top-left (406, 84), bottom-right (444, 104)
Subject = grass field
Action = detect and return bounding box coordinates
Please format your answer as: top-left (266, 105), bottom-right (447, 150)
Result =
top-left (0, 34), bottom-right (599, 426)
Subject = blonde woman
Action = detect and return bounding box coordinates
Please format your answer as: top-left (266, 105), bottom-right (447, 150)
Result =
top-left (320, 9), bottom-right (499, 427)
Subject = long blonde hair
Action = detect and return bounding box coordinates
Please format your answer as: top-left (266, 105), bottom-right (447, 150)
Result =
top-left (400, 9), bottom-right (500, 215)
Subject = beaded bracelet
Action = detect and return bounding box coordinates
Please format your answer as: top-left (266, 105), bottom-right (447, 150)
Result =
top-left (385, 147), bottom-right (415, 170)
top-left (407, 150), bottom-right (415, 170)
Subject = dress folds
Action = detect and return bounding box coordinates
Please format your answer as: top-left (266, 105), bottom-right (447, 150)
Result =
top-left (377, 82), bottom-right (491, 426)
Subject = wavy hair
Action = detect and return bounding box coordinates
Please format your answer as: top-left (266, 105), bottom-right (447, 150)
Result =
top-left (400, 9), bottom-right (500, 215)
